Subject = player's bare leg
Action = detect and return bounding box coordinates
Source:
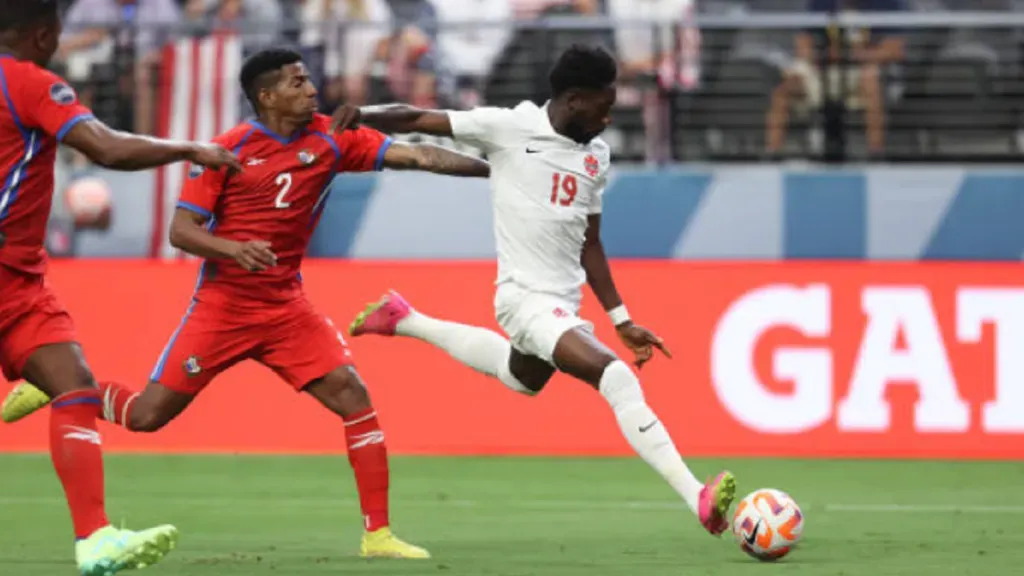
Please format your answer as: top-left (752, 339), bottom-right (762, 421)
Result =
top-left (550, 327), bottom-right (736, 535)
top-left (3, 379), bottom-right (193, 432)
top-left (100, 381), bottom-right (195, 432)
top-left (350, 290), bottom-right (544, 394)
top-left (303, 366), bottom-right (430, 559)
top-left (19, 344), bottom-right (179, 575)
top-left (351, 290), bottom-right (735, 535)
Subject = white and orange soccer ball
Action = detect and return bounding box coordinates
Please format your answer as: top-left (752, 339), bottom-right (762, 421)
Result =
top-left (732, 488), bottom-right (804, 562)
top-left (64, 176), bottom-right (113, 230)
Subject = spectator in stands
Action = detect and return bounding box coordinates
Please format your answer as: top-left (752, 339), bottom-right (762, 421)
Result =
top-left (765, 0), bottom-right (906, 157)
top-left (434, 0), bottom-right (512, 107)
top-left (184, 0), bottom-right (284, 50)
top-left (511, 0), bottom-right (599, 19)
top-left (369, 0), bottom-right (442, 108)
top-left (299, 0), bottom-right (392, 106)
top-left (59, 0), bottom-right (180, 152)
top-left (606, 0), bottom-right (700, 163)
top-left (607, 0), bottom-right (700, 90)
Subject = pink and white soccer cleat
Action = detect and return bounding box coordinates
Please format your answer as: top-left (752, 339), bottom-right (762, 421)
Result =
top-left (698, 471), bottom-right (737, 536)
top-left (349, 290), bottom-right (413, 337)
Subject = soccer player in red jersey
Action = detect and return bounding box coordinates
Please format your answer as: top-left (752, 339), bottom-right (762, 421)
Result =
top-left (5, 47), bottom-right (490, 559)
top-left (0, 1), bottom-right (240, 574)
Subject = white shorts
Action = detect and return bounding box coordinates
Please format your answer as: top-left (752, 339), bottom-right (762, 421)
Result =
top-left (494, 284), bottom-right (593, 364)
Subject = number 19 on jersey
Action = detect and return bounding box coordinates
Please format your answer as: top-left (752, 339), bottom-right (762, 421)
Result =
top-left (551, 173), bottom-right (578, 207)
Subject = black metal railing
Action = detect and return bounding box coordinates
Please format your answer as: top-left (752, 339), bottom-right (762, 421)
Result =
top-left (51, 11), bottom-right (1024, 163)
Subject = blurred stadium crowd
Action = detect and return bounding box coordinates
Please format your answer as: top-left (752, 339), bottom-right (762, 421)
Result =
top-left (50, 0), bottom-right (1024, 162)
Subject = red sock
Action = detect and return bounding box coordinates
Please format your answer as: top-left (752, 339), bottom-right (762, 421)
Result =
top-left (344, 409), bottom-right (390, 532)
top-left (50, 389), bottom-right (110, 539)
top-left (98, 381), bottom-right (139, 429)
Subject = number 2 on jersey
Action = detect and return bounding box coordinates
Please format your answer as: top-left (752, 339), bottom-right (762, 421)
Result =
top-left (274, 173), bottom-right (292, 208)
top-left (550, 172), bottom-right (577, 206)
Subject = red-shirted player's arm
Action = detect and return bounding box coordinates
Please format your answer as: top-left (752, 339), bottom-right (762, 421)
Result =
top-left (176, 163), bottom-right (224, 221)
top-left (169, 164), bottom-right (276, 270)
top-left (169, 207), bottom-right (277, 272)
top-left (335, 125), bottom-right (488, 177)
top-left (18, 67), bottom-right (240, 172)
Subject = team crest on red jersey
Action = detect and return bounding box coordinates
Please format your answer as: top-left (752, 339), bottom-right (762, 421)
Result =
top-left (183, 355), bottom-right (202, 377)
top-left (298, 150), bottom-right (317, 165)
top-left (584, 154), bottom-right (600, 177)
top-left (49, 82), bottom-right (76, 106)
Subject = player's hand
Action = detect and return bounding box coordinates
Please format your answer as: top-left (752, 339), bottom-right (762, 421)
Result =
top-left (615, 322), bottom-right (672, 369)
top-left (329, 104), bottom-right (362, 133)
top-left (187, 143), bottom-right (243, 172)
top-left (230, 240), bottom-right (277, 272)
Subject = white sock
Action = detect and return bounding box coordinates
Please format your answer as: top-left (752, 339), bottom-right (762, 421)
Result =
top-left (396, 311), bottom-right (535, 395)
top-left (599, 360), bottom-right (704, 515)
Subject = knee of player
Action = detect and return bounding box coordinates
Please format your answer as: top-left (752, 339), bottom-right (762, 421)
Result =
top-left (307, 367), bottom-right (372, 415)
top-left (597, 359), bottom-right (645, 405)
top-left (52, 363), bottom-right (99, 394)
top-left (75, 367), bottom-right (99, 390)
top-left (576, 353), bottom-right (619, 388)
top-left (509, 372), bottom-right (548, 396)
top-left (127, 406), bottom-right (170, 433)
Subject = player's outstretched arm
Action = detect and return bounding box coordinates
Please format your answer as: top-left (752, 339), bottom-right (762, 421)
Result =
top-left (62, 119), bottom-right (242, 172)
top-left (333, 103), bottom-right (454, 137)
top-left (169, 208), bottom-right (277, 272)
top-left (582, 215), bottom-right (671, 368)
top-left (582, 214), bottom-right (625, 316)
top-left (381, 142), bottom-right (489, 178)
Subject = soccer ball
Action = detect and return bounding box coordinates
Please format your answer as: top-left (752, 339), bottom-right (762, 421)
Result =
top-left (64, 176), bottom-right (113, 230)
top-left (732, 488), bottom-right (803, 562)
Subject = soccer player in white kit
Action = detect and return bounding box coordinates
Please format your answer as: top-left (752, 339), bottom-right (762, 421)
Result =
top-left (338, 44), bottom-right (737, 536)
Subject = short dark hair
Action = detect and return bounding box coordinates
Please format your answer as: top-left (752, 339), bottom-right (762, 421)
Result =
top-left (548, 44), bottom-right (617, 97)
top-left (239, 48), bottom-right (304, 111)
top-left (0, 0), bottom-right (58, 34)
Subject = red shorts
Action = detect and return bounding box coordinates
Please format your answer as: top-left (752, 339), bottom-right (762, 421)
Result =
top-left (149, 295), bottom-right (353, 395)
top-left (0, 265), bottom-right (77, 382)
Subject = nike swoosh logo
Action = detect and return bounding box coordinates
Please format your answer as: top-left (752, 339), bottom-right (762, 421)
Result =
top-left (638, 420), bottom-right (659, 433)
top-left (525, 147), bottom-right (541, 154)
top-left (744, 520), bottom-right (761, 546)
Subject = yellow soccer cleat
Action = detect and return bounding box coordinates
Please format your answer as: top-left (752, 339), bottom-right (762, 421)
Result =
top-left (75, 524), bottom-right (179, 576)
top-left (359, 527), bottom-right (431, 559)
top-left (2, 380), bottom-right (50, 423)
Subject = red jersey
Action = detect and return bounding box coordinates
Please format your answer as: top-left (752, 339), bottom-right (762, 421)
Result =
top-left (178, 113), bottom-right (392, 307)
top-left (0, 56), bottom-right (94, 274)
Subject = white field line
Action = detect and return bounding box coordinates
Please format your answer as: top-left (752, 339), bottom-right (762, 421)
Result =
top-left (1, 497), bottom-right (1021, 513)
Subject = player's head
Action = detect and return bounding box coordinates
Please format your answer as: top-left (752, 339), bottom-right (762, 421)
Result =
top-left (240, 48), bottom-right (319, 123)
top-left (0, 0), bottom-right (61, 66)
top-left (548, 44), bottom-right (618, 144)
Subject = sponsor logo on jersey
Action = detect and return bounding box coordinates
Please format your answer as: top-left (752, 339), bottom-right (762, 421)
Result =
top-left (183, 355), bottom-right (203, 377)
top-left (246, 158), bottom-right (265, 166)
top-left (188, 164), bottom-right (204, 179)
top-left (298, 150), bottom-right (316, 165)
top-left (49, 82), bottom-right (76, 106)
top-left (584, 154), bottom-right (600, 178)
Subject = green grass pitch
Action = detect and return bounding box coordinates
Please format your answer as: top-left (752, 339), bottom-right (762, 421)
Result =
top-left (2, 455), bottom-right (1021, 575)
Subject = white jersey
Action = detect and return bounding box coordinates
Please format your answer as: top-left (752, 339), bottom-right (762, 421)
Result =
top-left (448, 101), bottom-right (610, 303)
